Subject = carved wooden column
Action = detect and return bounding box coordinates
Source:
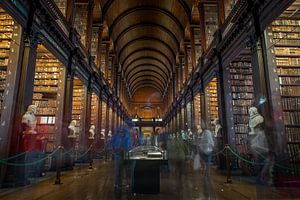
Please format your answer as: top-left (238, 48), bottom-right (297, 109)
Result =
top-left (200, 83), bottom-right (206, 128)
top-left (80, 82), bottom-right (92, 156)
top-left (98, 90), bottom-right (103, 132)
top-left (105, 98), bottom-right (110, 136)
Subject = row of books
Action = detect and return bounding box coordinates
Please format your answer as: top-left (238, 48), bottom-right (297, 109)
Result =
top-left (232, 92), bottom-right (253, 99)
top-left (231, 86), bottom-right (253, 92)
top-left (277, 68), bottom-right (300, 75)
top-left (276, 57), bottom-right (300, 66)
top-left (33, 99), bottom-right (57, 108)
top-left (282, 97), bottom-right (300, 110)
top-left (286, 127), bottom-right (300, 142)
top-left (234, 116), bottom-right (249, 124)
top-left (283, 112), bottom-right (300, 125)
top-left (279, 77), bottom-right (300, 85)
top-left (280, 86), bottom-right (300, 96)
top-left (230, 74), bottom-right (253, 80)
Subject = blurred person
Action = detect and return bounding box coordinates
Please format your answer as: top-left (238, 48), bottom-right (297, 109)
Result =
top-left (173, 132), bottom-right (188, 186)
top-left (111, 127), bottom-right (129, 190)
top-left (248, 106), bottom-right (269, 184)
top-left (199, 126), bottom-right (215, 177)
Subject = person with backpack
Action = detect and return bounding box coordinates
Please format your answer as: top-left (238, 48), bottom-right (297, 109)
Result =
top-left (111, 127), bottom-right (129, 189)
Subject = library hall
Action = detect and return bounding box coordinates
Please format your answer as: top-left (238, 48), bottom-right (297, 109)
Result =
top-left (0, 0), bottom-right (300, 199)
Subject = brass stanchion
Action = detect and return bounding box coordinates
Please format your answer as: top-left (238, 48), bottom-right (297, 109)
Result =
top-left (54, 146), bottom-right (63, 184)
top-left (225, 144), bottom-right (232, 184)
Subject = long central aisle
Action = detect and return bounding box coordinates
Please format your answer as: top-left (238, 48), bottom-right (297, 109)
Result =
top-left (0, 161), bottom-right (299, 200)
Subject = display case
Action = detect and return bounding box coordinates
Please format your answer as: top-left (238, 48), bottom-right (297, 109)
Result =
top-left (126, 146), bottom-right (167, 160)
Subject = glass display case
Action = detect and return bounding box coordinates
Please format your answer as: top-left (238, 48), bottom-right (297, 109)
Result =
top-left (125, 145), bottom-right (167, 160)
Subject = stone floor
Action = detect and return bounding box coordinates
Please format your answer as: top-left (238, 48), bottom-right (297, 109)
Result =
top-left (0, 161), bottom-right (300, 200)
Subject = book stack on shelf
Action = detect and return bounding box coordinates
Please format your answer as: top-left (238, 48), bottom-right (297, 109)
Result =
top-left (91, 27), bottom-right (98, 62)
top-left (33, 45), bottom-right (63, 152)
top-left (101, 102), bottom-right (107, 131)
top-left (74, 3), bottom-right (88, 46)
top-left (271, 17), bottom-right (300, 174)
top-left (100, 44), bottom-right (106, 75)
top-left (0, 9), bottom-right (14, 117)
top-left (91, 93), bottom-right (98, 127)
top-left (206, 78), bottom-right (218, 131)
top-left (204, 5), bottom-right (218, 48)
top-left (54, 0), bottom-right (66, 16)
top-left (194, 94), bottom-right (202, 128)
top-left (186, 43), bottom-right (193, 75)
top-left (193, 27), bottom-right (202, 65)
top-left (229, 61), bottom-right (254, 154)
top-left (72, 79), bottom-right (84, 151)
top-left (224, 0), bottom-right (237, 18)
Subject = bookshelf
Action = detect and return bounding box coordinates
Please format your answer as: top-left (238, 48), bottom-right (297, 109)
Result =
top-left (204, 4), bottom-right (218, 48)
top-left (270, 12), bottom-right (300, 175)
top-left (72, 78), bottom-right (85, 151)
top-left (205, 78), bottom-right (219, 130)
top-left (74, 3), bottom-right (88, 46)
top-left (91, 27), bottom-right (98, 62)
top-left (193, 27), bottom-right (202, 65)
top-left (194, 93), bottom-right (202, 128)
top-left (0, 9), bottom-right (15, 118)
top-left (100, 44), bottom-right (106, 74)
top-left (54, 0), bottom-right (66, 16)
top-left (229, 61), bottom-right (254, 154)
top-left (33, 44), bottom-right (64, 152)
top-left (224, 0), bottom-right (237, 19)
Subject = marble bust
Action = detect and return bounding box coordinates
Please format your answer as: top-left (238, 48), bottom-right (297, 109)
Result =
top-left (248, 107), bottom-right (264, 135)
top-left (213, 118), bottom-right (222, 137)
top-left (100, 129), bottom-right (105, 140)
top-left (21, 105), bottom-right (37, 134)
top-left (89, 125), bottom-right (95, 139)
top-left (68, 120), bottom-right (77, 138)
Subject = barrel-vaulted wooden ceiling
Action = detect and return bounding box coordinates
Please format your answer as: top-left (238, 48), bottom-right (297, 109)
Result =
top-left (98, 0), bottom-right (195, 97)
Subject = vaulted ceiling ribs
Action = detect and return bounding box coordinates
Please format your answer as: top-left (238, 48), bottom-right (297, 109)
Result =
top-left (102, 0), bottom-right (193, 96)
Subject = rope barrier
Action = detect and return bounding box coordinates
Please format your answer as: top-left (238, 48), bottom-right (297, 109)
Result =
top-left (210, 147), bottom-right (226, 156)
top-left (1, 151), bottom-right (28, 161)
top-left (76, 144), bottom-right (93, 159)
top-left (224, 146), bottom-right (300, 171)
top-left (0, 147), bottom-right (61, 166)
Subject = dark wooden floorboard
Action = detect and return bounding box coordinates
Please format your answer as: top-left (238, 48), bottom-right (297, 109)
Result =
top-left (1, 161), bottom-right (300, 200)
